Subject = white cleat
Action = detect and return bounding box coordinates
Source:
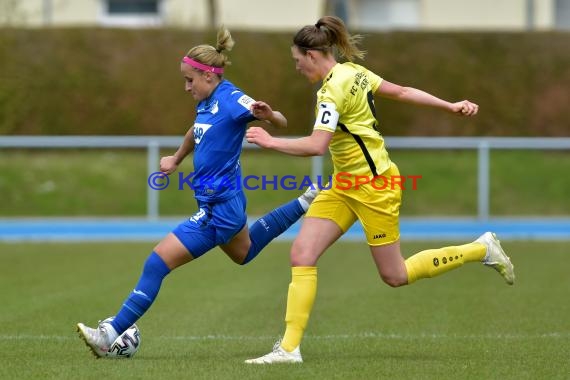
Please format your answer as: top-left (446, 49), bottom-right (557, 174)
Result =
top-left (245, 340), bottom-right (303, 364)
top-left (298, 183), bottom-right (320, 212)
top-left (476, 232), bottom-right (515, 285)
top-left (77, 321), bottom-right (113, 358)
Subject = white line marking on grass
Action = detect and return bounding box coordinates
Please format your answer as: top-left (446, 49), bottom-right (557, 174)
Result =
top-left (0, 335), bottom-right (72, 341)
top-left (159, 332), bottom-right (570, 340)
top-left (1, 332), bottom-right (569, 341)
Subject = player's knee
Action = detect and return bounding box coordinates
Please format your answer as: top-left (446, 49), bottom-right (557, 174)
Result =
top-left (226, 244), bottom-right (252, 265)
top-left (380, 272), bottom-right (408, 287)
top-left (232, 247), bottom-right (255, 265)
top-left (290, 240), bottom-right (318, 266)
top-left (237, 248), bottom-right (252, 265)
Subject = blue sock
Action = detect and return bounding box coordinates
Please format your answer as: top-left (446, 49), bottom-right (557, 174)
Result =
top-left (110, 252), bottom-right (171, 335)
top-left (241, 199), bottom-right (304, 265)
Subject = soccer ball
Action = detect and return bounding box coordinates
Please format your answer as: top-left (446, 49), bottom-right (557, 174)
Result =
top-left (102, 317), bottom-right (141, 358)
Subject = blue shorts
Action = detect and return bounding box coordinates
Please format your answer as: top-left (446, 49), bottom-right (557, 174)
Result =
top-left (172, 191), bottom-right (247, 259)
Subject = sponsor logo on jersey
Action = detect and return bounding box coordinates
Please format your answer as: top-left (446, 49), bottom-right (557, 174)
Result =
top-left (237, 94), bottom-right (255, 110)
top-left (193, 123), bottom-right (213, 144)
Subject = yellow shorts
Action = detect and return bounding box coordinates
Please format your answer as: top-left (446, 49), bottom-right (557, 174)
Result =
top-left (306, 162), bottom-right (402, 246)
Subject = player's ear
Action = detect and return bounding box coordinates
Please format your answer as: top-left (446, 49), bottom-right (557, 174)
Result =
top-left (206, 71), bottom-right (219, 83)
top-left (306, 50), bottom-right (318, 63)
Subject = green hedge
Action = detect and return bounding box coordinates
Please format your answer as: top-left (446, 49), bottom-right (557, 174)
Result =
top-left (0, 28), bottom-right (569, 136)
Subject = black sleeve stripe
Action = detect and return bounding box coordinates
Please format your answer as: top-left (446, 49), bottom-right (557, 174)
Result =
top-left (367, 90), bottom-right (381, 134)
top-left (367, 90), bottom-right (377, 117)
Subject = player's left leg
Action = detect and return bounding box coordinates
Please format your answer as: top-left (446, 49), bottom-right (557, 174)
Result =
top-left (78, 203), bottom-right (219, 358)
top-left (365, 162), bottom-right (514, 285)
top-left (370, 234), bottom-right (514, 286)
top-left (77, 233), bottom-right (190, 357)
top-left (370, 239), bottom-right (489, 286)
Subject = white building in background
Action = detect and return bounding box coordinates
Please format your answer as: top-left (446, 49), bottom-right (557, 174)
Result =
top-left (339, 0), bottom-right (570, 30)
top-left (1, 0), bottom-right (569, 30)
top-left (0, 0), bottom-right (323, 29)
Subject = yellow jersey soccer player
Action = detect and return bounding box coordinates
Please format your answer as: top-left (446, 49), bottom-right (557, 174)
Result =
top-left (245, 15), bottom-right (515, 364)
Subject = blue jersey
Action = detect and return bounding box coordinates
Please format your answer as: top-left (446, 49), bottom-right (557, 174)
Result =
top-left (191, 80), bottom-right (256, 202)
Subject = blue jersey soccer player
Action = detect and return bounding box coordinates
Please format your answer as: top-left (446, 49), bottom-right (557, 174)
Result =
top-left (244, 16), bottom-right (515, 364)
top-left (77, 27), bottom-right (317, 358)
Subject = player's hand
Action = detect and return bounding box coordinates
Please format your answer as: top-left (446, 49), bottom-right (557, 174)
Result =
top-left (159, 155), bottom-right (178, 175)
top-left (250, 101), bottom-right (274, 121)
top-left (450, 100), bottom-right (479, 116)
top-left (246, 126), bottom-right (273, 149)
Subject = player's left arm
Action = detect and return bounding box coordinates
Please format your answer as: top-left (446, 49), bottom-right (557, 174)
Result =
top-left (376, 80), bottom-right (479, 116)
top-left (250, 101), bottom-right (287, 128)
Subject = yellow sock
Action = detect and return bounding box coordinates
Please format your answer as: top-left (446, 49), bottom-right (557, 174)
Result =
top-left (405, 242), bottom-right (485, 284)
top-left (281, 266), bottom-right (317, 352)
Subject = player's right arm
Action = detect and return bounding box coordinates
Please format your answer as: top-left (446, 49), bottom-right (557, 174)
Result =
top-left (246, 98), bottom-right (338, 156)
top-left (246, 127), bottom-right (332, 157)
top-left (160, 126), bottom-right (195, 175)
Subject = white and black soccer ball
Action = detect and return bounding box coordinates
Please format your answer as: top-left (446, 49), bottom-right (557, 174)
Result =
top-left (102, 317), bottom-right (141, 358)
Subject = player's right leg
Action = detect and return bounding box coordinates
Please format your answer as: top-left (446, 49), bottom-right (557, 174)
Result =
top-left (246, 189), bottom-right (353, 364)
top-left (245, 217), bottom-right (343, 364)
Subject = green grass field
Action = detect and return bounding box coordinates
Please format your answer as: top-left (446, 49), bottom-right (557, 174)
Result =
top-left (1, 241), bottom-right (568, 379)
top-left (1, 149), bottom-right (569, 217)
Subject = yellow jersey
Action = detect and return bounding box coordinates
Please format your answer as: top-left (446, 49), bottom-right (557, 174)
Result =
top-left (313, 62), bottom-right (390, 179)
